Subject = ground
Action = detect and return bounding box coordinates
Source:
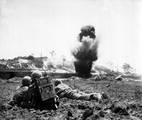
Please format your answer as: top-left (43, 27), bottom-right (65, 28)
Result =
top-left (0, 72), bottom-right (142, 120)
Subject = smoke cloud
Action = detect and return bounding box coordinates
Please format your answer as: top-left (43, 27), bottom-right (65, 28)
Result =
top-left (0, 0), bottom-right (141, 74)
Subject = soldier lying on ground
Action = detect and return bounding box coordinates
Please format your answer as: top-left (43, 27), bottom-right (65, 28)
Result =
top-left (8, 71), bottom-right (108, 110)
top-left (54, 79), bottom-right (105, 101)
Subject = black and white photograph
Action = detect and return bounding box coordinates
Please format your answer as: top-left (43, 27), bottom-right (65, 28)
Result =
top-left (0, 0), bottom-right (142, 119)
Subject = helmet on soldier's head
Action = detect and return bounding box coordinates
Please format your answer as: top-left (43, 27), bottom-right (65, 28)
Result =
top-left (22, 76), bottom-right (31, 87)
top-left (31, 71), bottom-right (42, 80)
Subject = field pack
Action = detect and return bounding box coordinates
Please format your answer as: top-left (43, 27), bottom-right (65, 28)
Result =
top-left (36, 76), bottom-right (56, 101)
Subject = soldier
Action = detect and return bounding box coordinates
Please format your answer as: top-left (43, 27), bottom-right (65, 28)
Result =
top-left (42, 71), bottom-right (108, 101)
top-left (30, 71), bottom-right (108, 108)
top-left (29, 71), bottom-right (59, 110)
top-left (54, 79), bottom-right (108, 101)
top-left (8, 71), bottom-right (108, 110)
top-left (29, 71), bottom-right (43, 108)
top-left (8, 76), bottom-right (32, 108)
top-left (9, 71), bottom-right (59, 110)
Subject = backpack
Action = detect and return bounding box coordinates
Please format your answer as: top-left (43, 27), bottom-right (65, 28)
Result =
top-left (29, 77), bottom-right (59, 110)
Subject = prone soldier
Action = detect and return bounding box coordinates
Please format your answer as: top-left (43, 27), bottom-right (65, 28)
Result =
top-left (8, 71), bottom-right (108, 110)
top-left (54, 79), bottom-right (107, 101)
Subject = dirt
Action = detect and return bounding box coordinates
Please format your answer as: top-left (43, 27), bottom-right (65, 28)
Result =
top-left (0, 73), bottom-right (142, 120)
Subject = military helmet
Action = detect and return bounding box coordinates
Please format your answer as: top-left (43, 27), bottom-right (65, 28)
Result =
top-left (31, 70), bottom-right (42, 79)
top-left (22, 76), bottom-right (31, 86)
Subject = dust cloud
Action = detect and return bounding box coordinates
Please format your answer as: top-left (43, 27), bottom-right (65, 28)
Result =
top-left (0, 0), bottom-right (141, 74)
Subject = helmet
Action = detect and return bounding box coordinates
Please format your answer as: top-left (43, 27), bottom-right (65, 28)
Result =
top-left (22, 76), bottom-right (31, 86)
top-left (31, 70), bottom-right (42, 79)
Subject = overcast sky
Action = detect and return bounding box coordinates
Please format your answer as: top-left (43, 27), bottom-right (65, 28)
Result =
top-left (0, 0), bottom-right (142, 73)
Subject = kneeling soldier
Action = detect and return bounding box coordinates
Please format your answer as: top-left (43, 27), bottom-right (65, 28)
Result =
top-left (8, 76), bottom-right (32, 108)
top-left (9, 71), bottom-right (59, 110)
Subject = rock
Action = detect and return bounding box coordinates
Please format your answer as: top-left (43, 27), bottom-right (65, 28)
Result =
top-left (95, 104), bottom-right (102, 110)
top-left (130, 115), bottom-right (141, 120)
top-left (115, 75), bottom-right (123, 81)
top-left (91, 114), bottom-right (100, 120)
top-left (110, 101), bottom-right (129, 115)
top-left (127, 101), bottom-right (137, 110)
top-left (0, 104), bottom-right (6, 111)
top-left (98, 110), bottom-right (105, 117)
top-left (78, 104), bottom-right (90, 110)
top-left (67, 110), bottom-right (73, 117)
top-left (102, 92), bottom-right (109, 100)
top-left (82, 108), bottom-right (94, 120)
top-left (106, 84), bottom-right (110, 87)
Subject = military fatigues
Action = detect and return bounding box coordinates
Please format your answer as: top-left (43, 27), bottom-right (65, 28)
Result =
top-left (9, 86), bottom-right (58, 109)
top-left (9, 79), bottom-right (104, 109)
top-left (9, 86), bottom-right (31, 108)
top-left (55, 81), bottom-right (101, 101)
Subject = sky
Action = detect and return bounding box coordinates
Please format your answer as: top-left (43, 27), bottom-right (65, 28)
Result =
top-left (0, 0), bottom-right (142, 73)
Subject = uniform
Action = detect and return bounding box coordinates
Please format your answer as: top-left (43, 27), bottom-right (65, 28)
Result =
top-left (8, 72), bottom-right (108, 109)
top-left (54, 80), bottom-right (102, 101)
top-left (9, 86), bottom-right (31, 108)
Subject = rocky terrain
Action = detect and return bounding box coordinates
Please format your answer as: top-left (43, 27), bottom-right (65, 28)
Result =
top-left (0, 68), bottom-right (142, 120)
